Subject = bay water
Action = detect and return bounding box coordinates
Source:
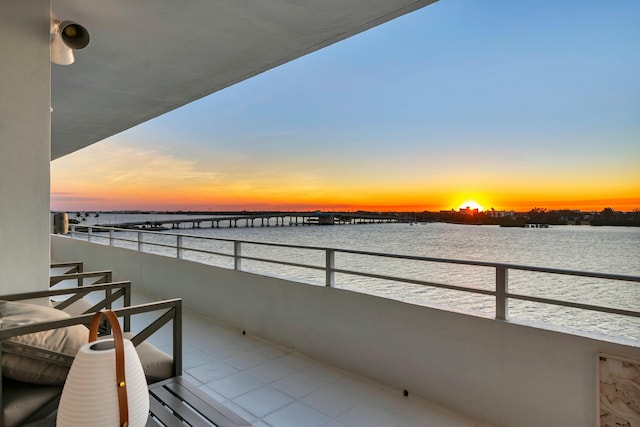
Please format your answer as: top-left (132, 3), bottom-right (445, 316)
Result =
top-left (80, 214), bottom-right (640, 341)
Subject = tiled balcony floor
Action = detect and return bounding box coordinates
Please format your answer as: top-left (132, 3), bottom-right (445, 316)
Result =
top-left (129, 292), bottom-right (490, 427)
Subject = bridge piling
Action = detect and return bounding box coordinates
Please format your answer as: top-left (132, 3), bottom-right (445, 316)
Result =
top-left (96, 211), bottom-right (409, 231)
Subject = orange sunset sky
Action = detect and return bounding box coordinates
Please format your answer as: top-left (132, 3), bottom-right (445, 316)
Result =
top-left (51, 1), bottom-right (640, 213)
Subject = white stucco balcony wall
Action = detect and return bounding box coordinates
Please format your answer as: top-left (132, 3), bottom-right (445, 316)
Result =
top-left (52, 235), bottom-right (640, 427)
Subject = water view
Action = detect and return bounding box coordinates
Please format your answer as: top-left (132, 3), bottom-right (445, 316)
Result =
top-left (76, 213), bottom-right (640, 341)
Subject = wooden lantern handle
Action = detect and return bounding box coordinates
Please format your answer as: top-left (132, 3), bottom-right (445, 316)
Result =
top-left (89, 310), bottom-right (129, 427)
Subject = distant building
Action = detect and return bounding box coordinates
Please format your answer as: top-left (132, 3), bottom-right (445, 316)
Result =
top-left (459, 207), bottom-right (479, 216)
top-left (486, 209), bottom-right (515, 218)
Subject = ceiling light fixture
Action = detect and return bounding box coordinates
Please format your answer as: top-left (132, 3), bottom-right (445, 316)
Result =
top-left (50, 12), bottom-right (90, 65)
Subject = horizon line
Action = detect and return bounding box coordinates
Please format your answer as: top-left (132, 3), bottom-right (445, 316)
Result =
top-left (51, 207), bottom-right (639, 214)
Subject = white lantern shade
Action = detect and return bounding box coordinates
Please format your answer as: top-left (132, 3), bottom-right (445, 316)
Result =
top-left (57, 338), bottom-right (149, 427)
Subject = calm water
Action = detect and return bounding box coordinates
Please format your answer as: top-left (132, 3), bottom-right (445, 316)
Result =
top-left (80, 214), bottom-right (640, 340)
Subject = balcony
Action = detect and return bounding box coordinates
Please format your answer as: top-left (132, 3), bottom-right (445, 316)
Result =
top-left (46, 263), bottom-right (484, 427)
top-left (51, 228), bottom-right (640, 427)
top-left (131, 294), bottom-right (489, 427)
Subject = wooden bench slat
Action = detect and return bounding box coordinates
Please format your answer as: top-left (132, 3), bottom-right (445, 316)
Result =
top-left (147, 395), bottom-right (186, 427)
top-left (165, 378), bottom-right (249, 427)
top-left (148, 376), bottom-right (251, 427)
top-left (151, 387), bottom-right (213, 427)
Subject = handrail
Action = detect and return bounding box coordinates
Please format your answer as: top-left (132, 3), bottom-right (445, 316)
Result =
top-left (4, 281), bottom-right (133, 332)
top-left (66, 224), bottom-right (640, 324)
top-left (50, 270), bottom-right (113, 287)
top-left (50, 261), bottom-right (83, 275)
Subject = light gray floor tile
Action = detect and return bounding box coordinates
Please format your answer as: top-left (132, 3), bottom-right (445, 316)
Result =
top-left (128, 291), bottom-right (489, 427)
top-left (271, 371), bottom-right (327, 399)
top-left (218, 400), bottom-right (259, 424)
top-left (263, 402), bottom-right (330, 427)
top-left (302, 362), bottom-right (346, 384)
top-left (254, 342), bottom-right (291, 359)
top-left (224, 349), bottom-right (270, 370)
top-left (233, 386), bottom-right (294, 418)
top-left (187, 359), bottom-right (238, 383)
top-left (202, 339), bottom-right (247, 359)
top-left (244, 359), bottom-right (297, 384)
top-left (301, 384), bottom-right (363, 418)
top-left (182, 349), bottom-right (217, 369)
top-left (198, 384), bottom-right (228, 403)
top-left (208, 372), bottom-right (264, 399)
top-left (275, 352), bottom-right (317, 371)
top-left (337, 402), bottom-right (404, 427)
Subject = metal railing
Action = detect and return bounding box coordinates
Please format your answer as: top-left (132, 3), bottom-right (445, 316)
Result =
top-left (50, 261), bottom-right (84, 275)
top-left (67, 225), bottom-right (640, 323)
top-left (50, 269), bottom-right (113, 287)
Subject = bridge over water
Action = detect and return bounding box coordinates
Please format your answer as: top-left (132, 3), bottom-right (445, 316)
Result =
top-left (97, 211), bottom-right (410, 230)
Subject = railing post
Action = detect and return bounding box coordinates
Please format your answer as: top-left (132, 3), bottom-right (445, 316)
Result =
top-left (109, 229), bottom-right (114, 246)
top-left (173, 300), bottom-right (183, 377)
top-left (137, 231), bottom-right (143, 251)
top-left (177, 235), bottom-right (184, 259)
top-left (234, 241), bottom-right (242, 270)
top-left (124, 283), bottom-right (131, 332)
top-left (70, 224), bottom-right (76, 238)
top-left (326, 249), bottom-right (335, 287)
top-left (496, 265), bottom-right (509, 320)
top-left (87, 226), bottom-right (93, 242)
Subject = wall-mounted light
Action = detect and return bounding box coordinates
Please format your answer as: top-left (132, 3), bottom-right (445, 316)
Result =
top-left (50, 13), bottom-right (90, 65)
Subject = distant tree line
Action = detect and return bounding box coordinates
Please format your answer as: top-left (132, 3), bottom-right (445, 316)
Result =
top-left (63, 208), bottom-right (640, 227)
top-left (590, 207), bottom-right (640, 226)
top-left (410, 207), bottom-right (640, 227)
top-left (68, 211), bottom-right (99, 224)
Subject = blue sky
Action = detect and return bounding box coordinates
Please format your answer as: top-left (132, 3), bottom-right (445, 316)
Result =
top-left (51, 0), bottom-right (640, 212)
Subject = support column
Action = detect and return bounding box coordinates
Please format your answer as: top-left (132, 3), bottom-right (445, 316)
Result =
top-left (0, 0), bottom-right (51, 294)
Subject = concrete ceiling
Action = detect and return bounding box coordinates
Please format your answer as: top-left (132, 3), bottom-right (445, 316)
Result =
top-left (51, 0), bottom-right (438, 160)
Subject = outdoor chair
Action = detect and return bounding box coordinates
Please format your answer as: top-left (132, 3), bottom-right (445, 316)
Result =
top-left (0, 283), bottom-right (182, 427)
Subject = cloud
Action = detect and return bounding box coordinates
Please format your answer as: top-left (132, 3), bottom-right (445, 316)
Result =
top-left (52, 139), bottom-right (221, 189)
top-left (51, 192), bottom-right (103, 202)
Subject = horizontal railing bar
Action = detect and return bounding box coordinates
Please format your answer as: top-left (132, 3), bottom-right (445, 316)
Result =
top-left (50, 261), bottom-right (83, 275)
top-left (74, 230), bottom-right (235, 259)
top-left (82, 233), bottom-right (234, 258)
top-left (50, 270), bottom-right (112, 278)
top-left (332, 249), bottom-right (640, 283)
top-left (73, 225), bottom-right (640, 283)
top-left (508, 293), bottom-right (640, 318)
top-left (2, 281), bottom-right (131, 301)
top-left (0, 299), bottom-right (182, 339)
top-left (332, 267), bottom-right (497, 296)
top-left (75, 226), bottom-right (330, 250)
top-left (239, 255), bottom-right (326, 272)
top-left (504, 266), bottom-right (640, 282)
top-left (229, 254), bottom-right (497, 297)
top-left (49, 270), bottom-right (113, 287)
top-left (86, 289), bottom-right (128, 312)
top-left (175, 247), bottom-right (233, 259)
top-left (66, 226), bottom-right (640, 321)
top-left (50, 261), bottom-right (83, 268)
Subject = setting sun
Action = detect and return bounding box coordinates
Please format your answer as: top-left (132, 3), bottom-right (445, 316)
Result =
top-left (458, 200), bottom-right (484, 212)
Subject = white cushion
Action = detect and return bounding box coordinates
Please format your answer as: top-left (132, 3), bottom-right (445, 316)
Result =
top-left (0, 301), bottom-right (88, 385)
